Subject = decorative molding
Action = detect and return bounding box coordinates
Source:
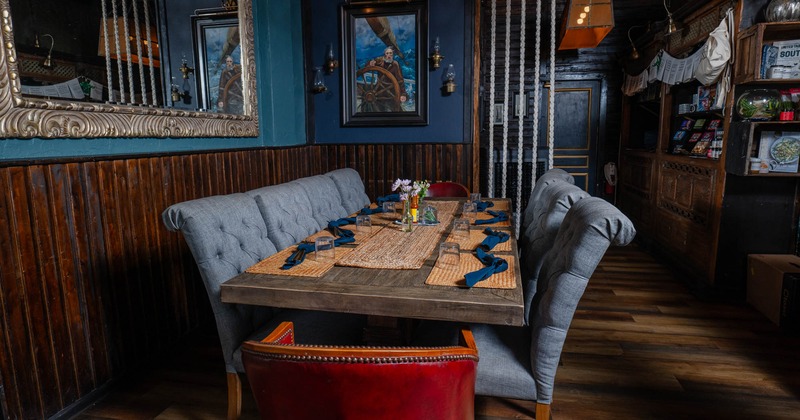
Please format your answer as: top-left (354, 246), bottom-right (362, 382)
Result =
top-left (0, 0), bottom-right (258, 139)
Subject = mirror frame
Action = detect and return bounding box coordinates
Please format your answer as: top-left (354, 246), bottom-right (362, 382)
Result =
top-left (0, 0), bottom-right (258, 138)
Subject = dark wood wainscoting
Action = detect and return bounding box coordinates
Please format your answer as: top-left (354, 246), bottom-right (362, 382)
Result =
top-left (0, 143), bottom-right (473, 419)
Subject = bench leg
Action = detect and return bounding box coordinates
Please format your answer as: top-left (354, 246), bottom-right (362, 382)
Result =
top-left (227, 372), bottom-right (242, 420)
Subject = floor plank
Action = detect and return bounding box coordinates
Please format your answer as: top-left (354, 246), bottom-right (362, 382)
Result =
top-left (72, 245), bottom-right (800, 419)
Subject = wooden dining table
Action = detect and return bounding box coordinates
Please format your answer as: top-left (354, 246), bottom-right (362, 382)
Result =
top-left (220, 198), bottom-right (525, 331)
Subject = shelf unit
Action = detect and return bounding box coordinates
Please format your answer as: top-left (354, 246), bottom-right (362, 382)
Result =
top-left (734, 21), bottom-right (800, 84)
top-left (617, 2), bottom-right (800, 297)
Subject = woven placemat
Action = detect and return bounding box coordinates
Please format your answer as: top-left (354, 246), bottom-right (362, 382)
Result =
top-left (425, 253), bottom-right (517, 289)
top-left (484, 199), bottom-right (510, 211)
top-left (246, 244), bottom-right (355, 278)
top-left (445, 229), bottom-right (512, 252)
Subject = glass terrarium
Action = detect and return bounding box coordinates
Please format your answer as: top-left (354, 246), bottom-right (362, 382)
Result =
top-left (736, 89), bottom-right (781, 121)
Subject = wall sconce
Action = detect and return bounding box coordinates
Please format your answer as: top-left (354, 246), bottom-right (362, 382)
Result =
top-left (627, 25), bottom-right (645, 60)
top-left (177, 59), bottom-right (194, 104)
top-left (40, 33), bottom-right (55, 69)
top-left (311, 67), bottom-right (327, 94)
top-left (179, 59), bottom-right (194, 80)
top-left (442, 64), bottom-right (456, 93)
top-left (430, 36), bottom-right (444, 70)
top-left (324, 44), bottom-right (338, 74)
top-left (557, 0), bottom-right (615, 50)
top-left (663, 0), bottom-right (678, 37)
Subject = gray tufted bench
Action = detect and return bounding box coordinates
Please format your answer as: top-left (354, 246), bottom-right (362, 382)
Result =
top-left (161, 167), bottom-right (371, 419)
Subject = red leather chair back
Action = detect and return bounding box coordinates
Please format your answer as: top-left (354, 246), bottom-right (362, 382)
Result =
top-left (242, 322), bottom-right (478, 420)
top-left (426, 182), bottom-right (470, 198)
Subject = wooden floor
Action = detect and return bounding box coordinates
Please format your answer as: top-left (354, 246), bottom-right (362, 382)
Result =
top-left (73, 245), bottom-right (800, 420)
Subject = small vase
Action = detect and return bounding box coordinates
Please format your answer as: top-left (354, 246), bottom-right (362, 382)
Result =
top-left (401, 200), bottom-right (413, 232)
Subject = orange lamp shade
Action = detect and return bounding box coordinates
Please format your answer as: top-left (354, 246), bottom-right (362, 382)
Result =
top-left (558, 0), bottom-right (614, 50)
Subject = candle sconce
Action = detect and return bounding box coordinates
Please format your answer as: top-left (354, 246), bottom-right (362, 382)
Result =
top-left (311, 67), bottom-right (328, 94)
top-left (442, 64), bottom-right (456, 94)
top-left (324, 44), bottom-right (339, 74)
top-left (429, 36), bottom-right (443, 70)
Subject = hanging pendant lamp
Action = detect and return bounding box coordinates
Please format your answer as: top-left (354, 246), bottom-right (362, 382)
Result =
top-left (557, 0), bottom-right (615, 50)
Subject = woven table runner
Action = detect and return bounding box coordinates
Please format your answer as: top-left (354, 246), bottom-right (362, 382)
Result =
top-left (445, 229), bottom-right (512, 252)
top-left (425, 253), bottom-right (517, 289)
top-left (336, 201), bottom-right (460, 270)
top-left (246, 244), bottom-right (356, 278)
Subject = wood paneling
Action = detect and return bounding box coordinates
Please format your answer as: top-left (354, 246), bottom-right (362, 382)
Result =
top-left (0, 143), bottom-right (472, 419)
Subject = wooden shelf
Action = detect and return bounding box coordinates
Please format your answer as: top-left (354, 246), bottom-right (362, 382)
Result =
top-left (725, 121), bottom-right (800, 176)
top-left (734, 22), bottom-right (800, 84)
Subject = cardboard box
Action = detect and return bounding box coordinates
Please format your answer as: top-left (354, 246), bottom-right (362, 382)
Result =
top-left (747, 254), bottom-right (800, 330)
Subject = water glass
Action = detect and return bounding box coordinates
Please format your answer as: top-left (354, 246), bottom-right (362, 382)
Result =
top-left (470, 192), bottom-right (481, 204)
top-left (462, 201), bottom-right (477, 222)
top-left (453, 218), bottom-right (471, 238)
top-left (356, 214), bottom-right (372, 233)
top-left (314, 236), bottom-right (336, 263)
top-left (437, 242), bottom-right (461, 269)
top-left (382, 202), bottom-right (396, 220)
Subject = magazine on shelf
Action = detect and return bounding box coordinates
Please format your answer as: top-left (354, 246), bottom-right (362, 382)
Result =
top-left (669, 130), bottom-right (689, 154)
top-left (691, 131), bottom-right (715, 156)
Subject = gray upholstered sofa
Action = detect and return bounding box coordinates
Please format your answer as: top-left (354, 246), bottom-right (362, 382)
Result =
top-left (161, 167), bottom-right (371, 419)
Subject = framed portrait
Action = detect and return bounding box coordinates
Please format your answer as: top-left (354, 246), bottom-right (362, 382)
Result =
top-left (192, 11), bottom-right (243, 114)
top-left (340, 1), bottom-right (428, 126)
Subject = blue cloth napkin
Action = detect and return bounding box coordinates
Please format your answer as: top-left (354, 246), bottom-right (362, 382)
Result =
top-left (474, 210), bottom-right (508, 225)
top-left (280, 242), bottom-right (316, 270)
top-left (464, 247), bottom-right (508, 287)
top-left (376, 193), bottom-right (400, 205)
top-left (328, 218), bottom-right (356, 238)
top-left (477, 228), bottom-right (510, 251)
top-left (476, 200), bottom-right (495, 212)
top-left (359, 206), bottom-right (384, 215)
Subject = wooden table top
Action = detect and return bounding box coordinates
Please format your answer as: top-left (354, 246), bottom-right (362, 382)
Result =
top-left (220, 199), bottom-right (524, 326)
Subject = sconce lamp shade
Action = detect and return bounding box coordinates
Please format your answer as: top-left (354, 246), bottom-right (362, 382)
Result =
top-left (558, 0), bottom-right (614, 50)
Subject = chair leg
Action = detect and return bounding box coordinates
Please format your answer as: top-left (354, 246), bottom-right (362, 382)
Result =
top-left (535, 402), bottom-right (551, 420)
top-left (227, 372), bottom-right (242, 420)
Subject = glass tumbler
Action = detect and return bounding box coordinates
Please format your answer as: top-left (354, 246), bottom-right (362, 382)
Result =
top-left (470, 192), bottom-right (481, 204)
top-left (453, 218), bottom-right (471, 238)
top-left (314, 236), bottom-right (336, 263)
top-left (437, 242), bottom-right (461, 269)
top-left (356, 214), bottom-right (372, 234)
top-left (462, 201), bottom-right (477, 222)
top-left (382, 202), bottom-right (396, 220)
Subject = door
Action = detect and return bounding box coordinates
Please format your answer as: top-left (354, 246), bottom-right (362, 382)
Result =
top-left (540, 79), bottom-right (604, 195)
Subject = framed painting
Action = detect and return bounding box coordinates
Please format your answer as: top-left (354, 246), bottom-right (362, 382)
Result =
top-left (192, 11), bottom-right (243, 115)
top-left (340, 1), bottom-right (428, 126)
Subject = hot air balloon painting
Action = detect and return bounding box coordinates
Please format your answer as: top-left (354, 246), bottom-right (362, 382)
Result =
top-left (341, 1), bottom-right (428, 127)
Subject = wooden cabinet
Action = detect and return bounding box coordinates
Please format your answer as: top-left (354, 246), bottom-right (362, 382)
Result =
top-left (618, 3), bottom-right (800, 297)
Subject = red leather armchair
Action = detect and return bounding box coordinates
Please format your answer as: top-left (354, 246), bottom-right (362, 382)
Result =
top-left (242, 322), bottom-right (478, 420)
top-left (426, 181), bottom-right (470, 198)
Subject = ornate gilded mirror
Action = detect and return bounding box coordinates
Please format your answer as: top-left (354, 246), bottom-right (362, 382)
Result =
top-left (0, 0), bottom-right (258, 138)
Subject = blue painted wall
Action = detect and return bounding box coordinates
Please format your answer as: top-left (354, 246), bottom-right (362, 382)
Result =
top-left (308, 0), bottom-right (472, 144)
top-left (0, 0), bottom-right (307, 161)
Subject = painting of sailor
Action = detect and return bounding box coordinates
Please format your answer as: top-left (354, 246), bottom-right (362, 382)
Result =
top-left (341, 1), bottom-right (428, 126)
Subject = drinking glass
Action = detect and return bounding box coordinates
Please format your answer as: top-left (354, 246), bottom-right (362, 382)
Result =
top-left (453, 218), bottom-right (471, 238)
top-left (462, 201), bottom-right (477, 222)
top-left (314, 236), bottom-right (336, 263)
top-left (356, 214), bottom-right (372, 233)
top-left (437, 242), bottom-right (461, 269)
top-left (470, 192), bottom-right (481, 204)
top-left (382, 202), bottom-right (396, 220)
